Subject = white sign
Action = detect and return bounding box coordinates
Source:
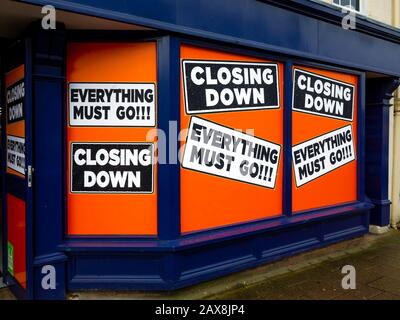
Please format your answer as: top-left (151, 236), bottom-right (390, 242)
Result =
top-left (292, 125), bottom-right (356, 187)
top-left (7, 135), bottom-right (25, 175)
top-left (292, 68), bottom-right (354, 122)
top-left (182, 60), bottom-right (280, 114)
top-left (71, 143), bottom-right (154, 194)
top-left (69, 83), bottom-right (156, 127)
top-left (182, 117), bottom-right (281, 188)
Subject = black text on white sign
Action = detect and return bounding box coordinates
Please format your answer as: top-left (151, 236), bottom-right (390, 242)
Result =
top-left (6, 79), bottom-right (25, 124)
top-left (182, 117), bottom-right (281, 188)
top-left (71, 143), bottom-right (154, 193)
top-left (7, 135), bottom-right (25, 175)
top-left (69, 83), bottom-right (156, 127)
top-left (292, 69), bottom-right (354, 121)
top-left (182, 60), bottom-right (280, 114)
top-left (292, 125), bottom-right (356, 187)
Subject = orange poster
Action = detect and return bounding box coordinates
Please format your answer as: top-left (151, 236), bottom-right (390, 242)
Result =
top-left (5, 64), bottom-right (27, 288)
top-left (66, 42), bottom-right (158, 235)
top-left (180, 44), bottom-right (284, 233)
top-left (5, 65), bottom-right (25, 178)
top-left (292, 66), bottom-right (358, 212)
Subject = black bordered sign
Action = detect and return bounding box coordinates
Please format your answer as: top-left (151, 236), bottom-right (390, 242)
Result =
top-left (71, 142), bottom-right (154, 193)
top-left (292, 68), bottom-right (355, 121)
top-left (6, 134), bottom-right (25, 175)
top-left (6, 78), bottom-right (25, 124)
top-left (182, 60), bottom-right (280, 114)
top-left (292, 124), bottom-right (356, 187)
top-left (68, 82), bottom-right (157, 127)
top-left (181, 116), bottom-right (281, 189)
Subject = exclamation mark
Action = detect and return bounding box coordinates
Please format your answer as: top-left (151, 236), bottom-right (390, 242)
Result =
top-left (258, 165), bottom-right (264, 180)
top-left (348, 145), bottom-right (352, 158)
top-left (136, 106), bottom-right (141, 120)
top-left (343, 147), bottom-right (348, 159)
top-left (263, 166), bottom-right (269, 181)
top-left (142, 106), bottom-right (146, 120)
top-left (268, 167), bottom-right (273, 182)
top-left (147, 106), bottom-right (151, 120)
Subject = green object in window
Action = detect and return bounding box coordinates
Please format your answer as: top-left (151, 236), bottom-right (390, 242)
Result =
top-left (7, 242), bottom-right (14, 276)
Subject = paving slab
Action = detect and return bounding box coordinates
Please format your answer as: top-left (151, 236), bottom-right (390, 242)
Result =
top-left (367, 277), bottom-right (400, 296)
top-left (208, 230), bottom-right (400, 300)
top-left (1, 229), bottom-right (399, 300)
top-left (0, 288), bottom-right (16, 300)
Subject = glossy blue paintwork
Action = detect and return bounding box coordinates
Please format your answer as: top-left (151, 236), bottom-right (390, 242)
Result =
top-left (357, 74), bottom-right (366, 202)
top-left (20, 0), bottom-right (400, 77)
top-left (365, 77), bottom-right (400, 226)
top-left (31, 24), bottom-right (68, 298)
top-left (63, 203), bottom-right (371, 290)
top-left (157, 36), bottom-right (181, 240)
top-left (283, 61), bottom-right (293, 217)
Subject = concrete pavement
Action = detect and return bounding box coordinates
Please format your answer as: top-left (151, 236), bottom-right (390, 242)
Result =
top-left (210, 229), bottom-right (400, 300)
top-left (0, 229), bottom-right (399, 300)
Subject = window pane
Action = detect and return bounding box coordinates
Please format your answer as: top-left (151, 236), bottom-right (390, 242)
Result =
top-left (341, 0), bottom-right (351, 7)
top-left (352, 0), bottom-right (360, 10)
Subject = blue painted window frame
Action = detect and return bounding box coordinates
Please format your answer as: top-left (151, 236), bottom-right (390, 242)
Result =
top-left (60, 33), bottom-right (367, 248)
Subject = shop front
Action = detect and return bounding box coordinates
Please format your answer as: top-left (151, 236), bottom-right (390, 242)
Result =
top-left (1, 0), bottom-right (400, 299)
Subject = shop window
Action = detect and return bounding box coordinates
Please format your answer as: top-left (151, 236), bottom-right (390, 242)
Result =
top-left (66, 42), bottom-right (158, 236)
top-left (180, 44), bottom-right (284, 233)
top-left (292, 66), bottom-right (358, 213)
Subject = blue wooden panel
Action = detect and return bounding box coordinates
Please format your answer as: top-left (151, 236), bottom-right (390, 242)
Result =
top-left (157, 36), bottom-right (181, 240)
top-left (71, 254), bottom-right (162, 276)
top-left (68, 254), bottom-right (165, 290)
top-left (65, 206), bottom-right (370, 291)
top-left (317, 22), bottom-right (400, 75)
top-left (283, 61), bottom-right (293, 216)
top-left (33, 78), bottom-right (64, 256)
top-left (365, 77), bottom-right (400, 226)
top-left (20, 0), bottom-right (400, 76)
top-left (30, 24), bottom-right (68, 299)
